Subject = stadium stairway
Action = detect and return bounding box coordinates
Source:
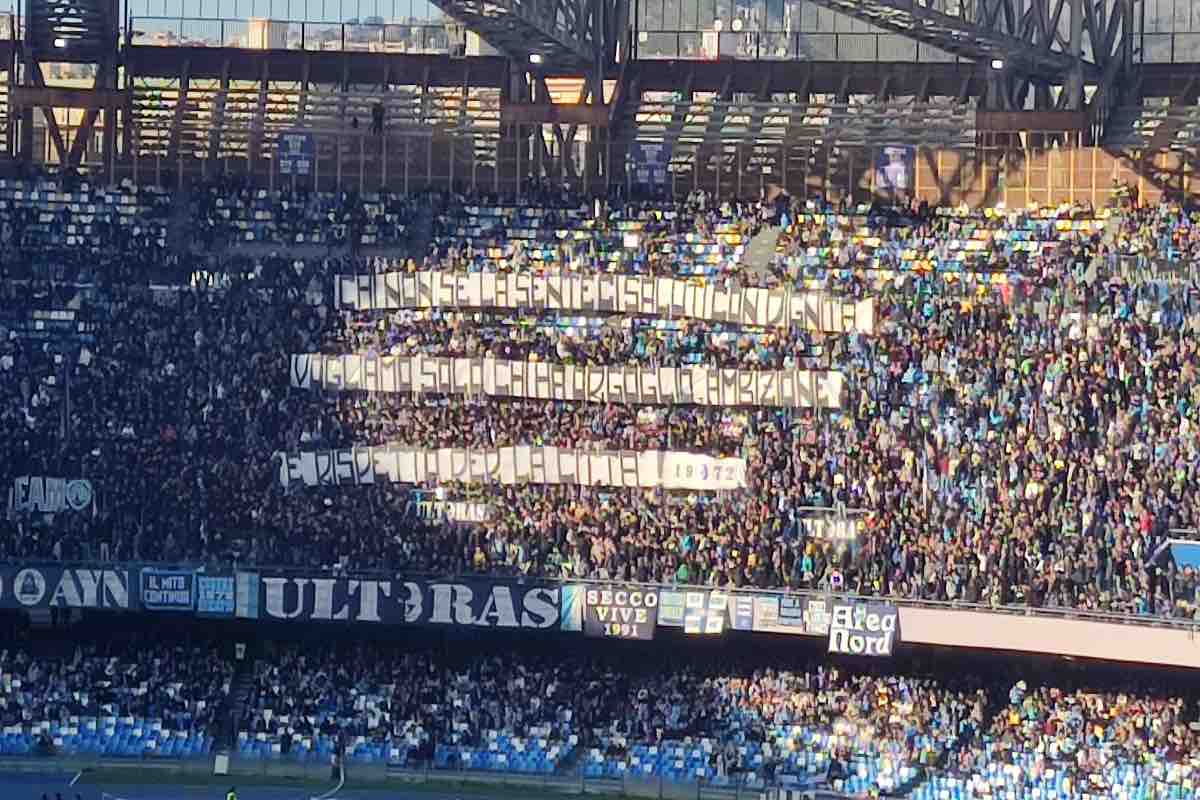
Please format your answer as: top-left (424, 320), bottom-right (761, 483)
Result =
top-left (213, 658), bottom-right (258, 754)
top-left (166, 183), bottom-right (195, 255)
top-left (742, 225), bottom-right (782, 280)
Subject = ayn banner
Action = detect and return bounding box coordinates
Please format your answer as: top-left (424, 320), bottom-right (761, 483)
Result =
top-left (0, 565), bottom-right (133, 610)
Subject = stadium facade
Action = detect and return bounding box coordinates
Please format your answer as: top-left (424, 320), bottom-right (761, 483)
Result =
top-left (0, 0), bottom-right (1196, 201)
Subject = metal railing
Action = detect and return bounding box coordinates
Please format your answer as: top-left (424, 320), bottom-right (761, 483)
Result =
top-left (128, 17), bottom-right (459, 55)
top-left (630, 30), bottom-right (967, 62)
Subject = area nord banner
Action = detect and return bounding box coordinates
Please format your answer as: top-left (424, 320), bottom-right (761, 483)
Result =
top-left (290, 354), bottom-right (844, 409)
top-left (333, 271), bottom-right (875, 334)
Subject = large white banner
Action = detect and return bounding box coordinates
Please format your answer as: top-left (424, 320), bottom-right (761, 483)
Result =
top-left (290, 354), bottom-right (844, 409)
top-left (277, 446), bottom-right (747, 491)
top-left (333, 272), bottom-right (875, 334)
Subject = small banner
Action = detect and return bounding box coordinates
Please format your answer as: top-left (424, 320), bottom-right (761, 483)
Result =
top-left (235, 572), bottom-right (260, 619)
top-left (582, 586), bottom-right (658, 640)
top-left (139, 569), bottom-right (195, 612)
top-left (9, 476), bottom-right (94, 514)
top-left (729, 594), bottom-right (755, 630)
top-left (683, 591), bottom-right (726, 635)
top-left (196, 575), bottom-right (236, 617)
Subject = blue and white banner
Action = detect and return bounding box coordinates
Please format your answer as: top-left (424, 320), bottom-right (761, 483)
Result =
top-left (559, 584), bottom-right (584, 632)
top-left (196, 575), bottom-right (236, 616)
top-left (656, 590), bottom-right (686, 627)
top-left (139, 569), bottom-right (195, 612)
top-left (729, 594), bottom-right (755, 630)
top-left (278, 132), bottom-right (314, 176)
top-left (235, 572), bottom-right (260, 619)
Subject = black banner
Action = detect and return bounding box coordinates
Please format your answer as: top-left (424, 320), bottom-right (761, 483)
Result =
top-left (139, 569), bottom-right (195, 612)
top-left (827, 601), bottom-right (899, 657)
top-left (251, 576), bottom-right (559, 629)
top-left (0, 565), bottom-right (135, 611)
top-left (582, 586), bottom-right (658, 640)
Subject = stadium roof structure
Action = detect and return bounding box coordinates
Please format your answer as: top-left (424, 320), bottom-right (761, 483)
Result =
top-left (428, 0), bottom-right (626, 72)
top-left (796, 0), bottom-right (1102, 83)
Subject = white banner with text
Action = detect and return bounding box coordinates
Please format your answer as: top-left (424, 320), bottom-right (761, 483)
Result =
top-left (290, 354), bottom-right (843, 409)
top-left (333, 271), bottom-right (874, 334)
top-left (277, 446), bottom-right (747, 491)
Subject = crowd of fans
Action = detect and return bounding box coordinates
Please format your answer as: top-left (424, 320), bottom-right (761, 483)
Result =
top-left (0, 631), bottom-right (233, 759)
top-left (2, 174), bottom-right (1200, 624)
top-left (0, 619), bottom-right (1194, 797)
top-left (193, 182), bottom-right (416, 249)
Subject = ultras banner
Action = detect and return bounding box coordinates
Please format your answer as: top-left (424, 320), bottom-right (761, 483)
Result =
top-left (0, 565), bottom-right (135, 611)
top-left (332, 271), bottom-right (875, 335)
top-left (239, 575), bottom-right (560, 629)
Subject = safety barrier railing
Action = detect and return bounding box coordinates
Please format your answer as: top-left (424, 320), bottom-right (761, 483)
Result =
top-left (630, 29), bottom-right (968, 62)
top-left (5, 559), bottom-right (1198, 632)
top-left (127, 17), bottom-right (458, 55)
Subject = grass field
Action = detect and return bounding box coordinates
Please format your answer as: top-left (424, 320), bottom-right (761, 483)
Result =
top-left (0, 765), bottom-right (642, 800)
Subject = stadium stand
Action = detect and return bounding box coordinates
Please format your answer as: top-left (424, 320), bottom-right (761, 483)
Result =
top-left (2, 623), bottom-right (1197, 799)
top-left (5, 2), bottom-right (1200, 799)
top-left (0, 634), bottom-right (232, 758)
top-left (3, 184), bottom-right (1200, 619)
top-left (193, 184), bottom-right (416, 248)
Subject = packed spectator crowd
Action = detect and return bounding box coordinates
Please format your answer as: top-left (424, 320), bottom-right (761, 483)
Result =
top-left (194, 181), bottom-right (416, 249)
top-left (3, 174), bottom-right (1200, 624)
top-left (0, 631), bottom-right (233, 758)
top-left (0, 618), bottom-right (1195, 798)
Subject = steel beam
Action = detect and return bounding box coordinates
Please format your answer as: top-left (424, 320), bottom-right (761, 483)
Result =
top-left (166, 59), bottom-right (190, 162)
top-left (795, 0), bottom-right (1111, 85)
